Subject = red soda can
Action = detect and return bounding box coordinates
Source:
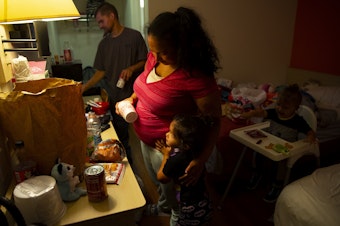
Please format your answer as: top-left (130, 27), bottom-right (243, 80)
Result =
top-left (84, 165), bottom-right (108, 202)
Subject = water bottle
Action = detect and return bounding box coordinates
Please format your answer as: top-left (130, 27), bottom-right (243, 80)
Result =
top-left (86, 112), bottom-right (102, 156)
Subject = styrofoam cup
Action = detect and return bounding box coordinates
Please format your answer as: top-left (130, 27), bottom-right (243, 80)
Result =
top-left (117, 100), bottom-right (138, 123)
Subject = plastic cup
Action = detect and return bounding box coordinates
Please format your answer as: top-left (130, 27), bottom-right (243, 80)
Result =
top-left (117, 100), bottom-right (138, 123)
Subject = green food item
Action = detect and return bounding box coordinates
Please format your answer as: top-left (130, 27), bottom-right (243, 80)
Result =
top-left (273, 144), bottom-right (289, 154)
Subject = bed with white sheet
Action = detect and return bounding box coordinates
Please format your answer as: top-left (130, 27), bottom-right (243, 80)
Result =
top-left (274, 163), bottom-right (340, 226)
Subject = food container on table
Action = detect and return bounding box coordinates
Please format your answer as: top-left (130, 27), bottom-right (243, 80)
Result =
top-left (91, 101), bottom-right (109, 115)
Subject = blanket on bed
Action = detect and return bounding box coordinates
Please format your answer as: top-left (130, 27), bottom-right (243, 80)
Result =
top-left (274, 163), bottom-right (340, 226)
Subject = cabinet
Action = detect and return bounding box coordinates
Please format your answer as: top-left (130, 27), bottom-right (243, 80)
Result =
top-left (0, 25), bottom-right (15, 84)
top-left (0, 43), bottom-right (12, 84)
top-left (51, 60), bottom-right (82, 81)
top-left (2, 22), bottom-right (49, 56)
top-left (0, 22), bottom-right (50, 84)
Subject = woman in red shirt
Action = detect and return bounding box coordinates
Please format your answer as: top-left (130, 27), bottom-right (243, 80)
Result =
top-left (117, 7), bottom-right (221, 226)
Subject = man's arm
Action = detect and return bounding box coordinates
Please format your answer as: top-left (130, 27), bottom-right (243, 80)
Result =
top-left (81, 70), bottom-right (105, 94)
top-left (120, 60), bottom-right (146, 81)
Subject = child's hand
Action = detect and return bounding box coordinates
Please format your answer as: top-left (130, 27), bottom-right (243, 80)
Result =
top-left (240, 108), bottom-right (266, 119)
top-left (240, 110), bottom-right (252, 119)
top-left (155, 139), bottom-right (166, 150)
top-left (155, 140), bottom-right (171, 156)
top-left (305, 130), bottom-right (318, 144)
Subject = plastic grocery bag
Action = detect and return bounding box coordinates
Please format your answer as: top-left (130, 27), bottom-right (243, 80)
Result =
top-left (0, 78), bottom-right (87, 177)
top-left (231, 87), bottom-right (266, 107)
top-left (11, 55), bottom-right (31, 82)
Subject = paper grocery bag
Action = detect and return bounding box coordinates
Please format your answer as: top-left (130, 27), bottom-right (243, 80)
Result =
top-left (0, 78), bottom-right (87, 177)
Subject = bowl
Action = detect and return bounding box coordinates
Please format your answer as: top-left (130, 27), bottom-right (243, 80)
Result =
top-left (92, 101), bottom-right (109, 115)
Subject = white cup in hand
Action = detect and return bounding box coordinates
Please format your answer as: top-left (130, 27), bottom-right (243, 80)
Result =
top-left (117, 100), bottom-right (138, 123)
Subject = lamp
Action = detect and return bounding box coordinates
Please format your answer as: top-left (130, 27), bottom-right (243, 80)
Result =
top-left (0, 0), bottom-right (80, 24)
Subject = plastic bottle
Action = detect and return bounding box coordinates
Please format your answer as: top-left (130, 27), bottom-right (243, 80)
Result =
top-left (63, 41), bottom-right (72, 62)
top-left (86, 112), bottom-right (102, 157)
top-left (15, 140), bottom-right (25, 162)
top-left (13, 141), bottom-right (37, 184)
top-left (116, 76), bottom-right (125, 88)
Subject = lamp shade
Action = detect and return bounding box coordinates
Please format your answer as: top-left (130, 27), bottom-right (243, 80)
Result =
top-left (0, 0), bottom-right (80, 24)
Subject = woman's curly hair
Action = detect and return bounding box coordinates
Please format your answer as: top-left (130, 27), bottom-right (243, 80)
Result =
top-left (148, 7), bottom-right (220, 76)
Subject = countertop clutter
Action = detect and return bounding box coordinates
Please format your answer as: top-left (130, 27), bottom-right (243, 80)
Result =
top-left (85, 96), bottom-right (111, 137)
top-left (2, 86), bottom-right (145, 225)
top-left (5, 122), bottom-right (145, 226)
top-left (57, 122), bottom-right (145, 226)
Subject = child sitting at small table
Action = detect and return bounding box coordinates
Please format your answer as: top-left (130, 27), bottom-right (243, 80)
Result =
top-left (156, 114), bottom-right (213, 226)
top-left (241, 84), bottom-right (317, 202)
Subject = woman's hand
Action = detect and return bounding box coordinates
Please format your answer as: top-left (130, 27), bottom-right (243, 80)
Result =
top-left (115, 94), bottom-right (137, 115)
top-left (176, 89), bottom-right (220, 187)
top-left (179, 159), bottom-right (205, 186)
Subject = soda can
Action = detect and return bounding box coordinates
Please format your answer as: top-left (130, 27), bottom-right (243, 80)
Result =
top-left (84, 165), bottom-right (108, 202)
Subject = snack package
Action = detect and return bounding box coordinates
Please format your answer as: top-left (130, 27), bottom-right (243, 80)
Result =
top-left (90, 139), bottom-right (126, 162)
top-left (99, 163), bottom-right (126, 184)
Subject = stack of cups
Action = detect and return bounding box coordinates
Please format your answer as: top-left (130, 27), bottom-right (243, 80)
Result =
top-left (13, 176), bottom-right (66, 225)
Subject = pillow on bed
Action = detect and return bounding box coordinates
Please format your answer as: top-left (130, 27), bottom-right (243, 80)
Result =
top-left (306, 86), bottom-right (340, 108)
top-left (304, 86), bottom-right (340, 121)
top-left (301, 90), bottom-right (317, 111)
